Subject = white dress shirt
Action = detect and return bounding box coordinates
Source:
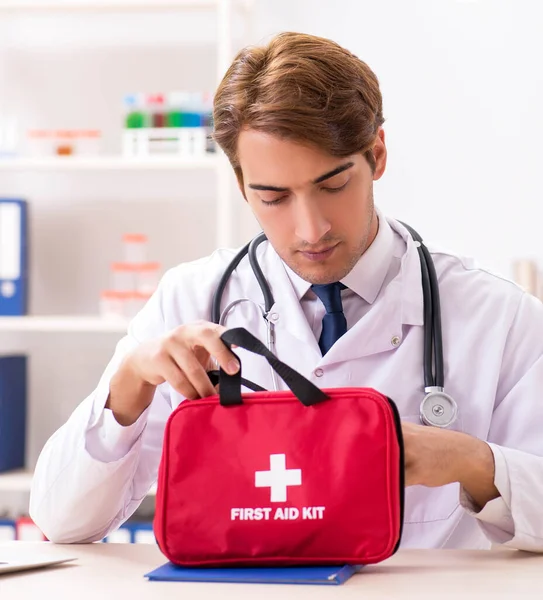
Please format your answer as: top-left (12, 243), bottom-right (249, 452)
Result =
top-left (29, 209), bottom-right (543, 551)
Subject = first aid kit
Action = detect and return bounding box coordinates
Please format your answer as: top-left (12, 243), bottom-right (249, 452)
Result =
top-left (154, 327), bottom-right (405, 567)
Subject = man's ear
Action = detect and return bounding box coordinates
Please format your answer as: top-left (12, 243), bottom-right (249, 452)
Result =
top-left (372, 128), bottom-right (387, 181)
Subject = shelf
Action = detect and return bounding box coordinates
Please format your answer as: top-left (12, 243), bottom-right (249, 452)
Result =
top-left (0, 470), bottom-right (33, 492)
top-left (0, 155), bottom-right (220, 171)
top-left (0, 315), bottom-right (129, 332)
top-left (0, 0), bottom-right (251, 13)
top-left (0, 470), bottom-right (157, 496)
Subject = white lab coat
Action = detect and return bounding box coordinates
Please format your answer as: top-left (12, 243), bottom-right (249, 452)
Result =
top-left (30, 216), bottom-right (543, 551)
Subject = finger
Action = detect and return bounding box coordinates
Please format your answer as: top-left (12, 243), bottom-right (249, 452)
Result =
top-left (172, 347), bottom-right (217, 399)
top-left (160, 355), bottom-right (200, 400)
top-left (188, 324), bottom-right (240, 376)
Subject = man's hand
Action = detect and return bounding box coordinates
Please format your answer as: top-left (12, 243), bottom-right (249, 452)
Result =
top-left (402, 421), bottom-right (500, 510)
top-left (106, 321), bottom-right (240, 426)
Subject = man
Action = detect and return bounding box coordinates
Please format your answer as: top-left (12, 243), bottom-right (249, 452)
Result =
top-left (30, 32), bottom-right (543, 551)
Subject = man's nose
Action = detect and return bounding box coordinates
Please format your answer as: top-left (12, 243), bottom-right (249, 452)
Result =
top-left (294, 200), bottom-right (331, 245)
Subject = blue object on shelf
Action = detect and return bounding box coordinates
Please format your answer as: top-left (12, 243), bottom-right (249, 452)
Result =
top-left (0, 519), bottom-right (16, 541)
top-left (0, 355), bottom-right (27, 472)
top-left (144, 562), bottom-right (362, 585)
top-left (0, 198), bottom-right (28, 316)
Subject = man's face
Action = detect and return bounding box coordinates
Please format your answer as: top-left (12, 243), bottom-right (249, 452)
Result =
top-left (237, 129), bottom-right (387, 285)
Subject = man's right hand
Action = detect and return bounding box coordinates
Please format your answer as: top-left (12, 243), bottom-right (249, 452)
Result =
top-left (106, 321), bottom-right (240, 426)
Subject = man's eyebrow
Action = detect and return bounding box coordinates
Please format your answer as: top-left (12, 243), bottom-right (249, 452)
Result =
top-left (312, 161), bottom-right (354, 184)
top-left (247, 183), bottom-right (289, 192)
top-left (247, 161), bottom-right (355, 192)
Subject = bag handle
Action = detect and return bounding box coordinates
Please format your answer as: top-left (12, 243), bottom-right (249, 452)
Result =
top-left (207, 370), bottom-right (267, 393)
top-left (218, 327), bottom-right (329, 407)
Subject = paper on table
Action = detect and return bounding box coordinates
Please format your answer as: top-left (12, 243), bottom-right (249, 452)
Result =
top-left (0, 555), bottom-right (77, 575)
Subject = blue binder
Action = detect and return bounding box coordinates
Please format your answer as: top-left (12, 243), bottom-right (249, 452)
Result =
top-left (0, 355), bottom-right (27, 472)
top-left (0, 198), bottom-right (28, 316)
top-left (144, 562), bottom-right (362, 585)
top-left (0, 519), bottom-right (16, 541)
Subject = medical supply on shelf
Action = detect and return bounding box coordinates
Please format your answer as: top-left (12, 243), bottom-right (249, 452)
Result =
top-left (26, 129), bottom-right (102, 157)
top-left (109, 262), bottom-right (161, 294)
top-left (122, 91), bottom-right (214, 157)
top-left (0, 115), bottom-right (20, 158)
top-left (123, 232), bottom-right (148, 263)
top-left (135, 262), bottom-right (161, 293)
top-left (100, 233), bottom-right (162, 320)
top-left (100, 290), bottom-right (130, 320)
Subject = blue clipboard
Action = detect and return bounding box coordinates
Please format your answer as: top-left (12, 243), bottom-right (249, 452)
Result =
top-left (144, 562), bottom-right (362, 585)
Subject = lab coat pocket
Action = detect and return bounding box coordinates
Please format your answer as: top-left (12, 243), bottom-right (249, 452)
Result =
top-left (401, 414), bottom-right (462, 524)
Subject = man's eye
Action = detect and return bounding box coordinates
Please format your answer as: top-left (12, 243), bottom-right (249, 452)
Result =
top-left (321, 181), bottom-right (349, 194)
top-left (261, 197), bottom-right (285, 206)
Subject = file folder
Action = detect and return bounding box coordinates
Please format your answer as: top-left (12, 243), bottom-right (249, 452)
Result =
top-left (15, 517), bottom-right (46, 541)
top-left (0, 198), bottom-right (28, 316)
top-left (0, 519), bottom-right (16, 541)
top-left (144, 562), bottom-right (362, 585)
top-left (0, 355), bottom-right (27, 472)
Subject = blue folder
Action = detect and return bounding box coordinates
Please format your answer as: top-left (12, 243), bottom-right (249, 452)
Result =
top-left (0, 198), bottom-right (28, 316)
top-left (145, 562), bottom-right (362, 585)
top-left (0, 355), bottom-right (27, 472)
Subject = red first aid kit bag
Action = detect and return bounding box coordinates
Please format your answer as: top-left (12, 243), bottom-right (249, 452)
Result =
top-left (154, 327), bottom-right (405, 567)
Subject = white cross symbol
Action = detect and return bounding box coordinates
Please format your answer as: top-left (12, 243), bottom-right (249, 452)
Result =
top-left (255, 454), bottom-right (302, 502)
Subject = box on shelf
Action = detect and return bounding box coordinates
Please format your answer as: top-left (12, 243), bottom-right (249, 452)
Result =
top-left (15, 517), bottom-right (47, 542)
top-left (102, 521), bottom-right (154, 544)
top-left (122, 91), bottom-right (214, 158)
top-left (26, 129), bottom-right (102, 157)
top-left (0, 519), bottom-right (16, 541)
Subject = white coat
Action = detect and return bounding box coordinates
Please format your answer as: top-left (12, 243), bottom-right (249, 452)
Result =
top-left (29, 213), bottom-right (543, 551)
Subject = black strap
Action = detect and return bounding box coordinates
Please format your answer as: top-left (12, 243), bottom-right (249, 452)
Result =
top-left (218, 327), bottom-right (329, 407)
top-left (207, 370), bottom-right (267, 393)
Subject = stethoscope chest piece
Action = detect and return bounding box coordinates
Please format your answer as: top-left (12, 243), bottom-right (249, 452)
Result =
top-left (419, 388), bottom-right (458, 428)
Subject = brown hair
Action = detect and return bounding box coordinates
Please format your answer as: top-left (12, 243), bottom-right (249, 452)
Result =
top-left (213, 31), bottom-right (385, 186)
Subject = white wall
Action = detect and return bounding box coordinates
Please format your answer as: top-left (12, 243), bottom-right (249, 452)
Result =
top-left (252, 0), bottom-right (543, 278)
top-left (0, 0), bottom-right (541, 503)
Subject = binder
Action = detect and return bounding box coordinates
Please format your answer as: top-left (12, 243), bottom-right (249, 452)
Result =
top-left (144, 562), bottom-right (362, 585)
top-left (0, 198), bottom-right (28, 316)
top-left (130, 521), bottom-right (155, 544)
top-left (0, 519), bottom-right (16, 541)
top-left (0, 355), bottom-right (27, 472)
top-left (102, 525), bottom-right (132, 543)
top-left (15, 517), bottom-right (46, 541)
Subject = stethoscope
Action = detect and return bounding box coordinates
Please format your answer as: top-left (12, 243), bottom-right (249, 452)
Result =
top-left (211, 224), bottom-right (459, 429)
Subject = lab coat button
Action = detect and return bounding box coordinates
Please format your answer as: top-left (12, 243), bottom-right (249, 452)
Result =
top-left (270, 312), bottom-right (279, 322)
top-left (391, 335), bottom-right (401, 347)
top-left (314, 368), bottom-right (324, 377)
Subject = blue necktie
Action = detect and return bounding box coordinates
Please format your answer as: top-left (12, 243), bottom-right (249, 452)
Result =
top-left (311, 282), bottom-right (347, 355)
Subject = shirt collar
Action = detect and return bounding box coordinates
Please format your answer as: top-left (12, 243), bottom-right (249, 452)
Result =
top-left (282, 207), bottom-right (395, 304)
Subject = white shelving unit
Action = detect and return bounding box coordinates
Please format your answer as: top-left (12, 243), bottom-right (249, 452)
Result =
top-left (0, 0), bottom-right (246, 249)
top-left (0, 0), bottom-right (253, 503)
top-left (0, 0), bottom-right (253, 13)
top-left (0, 155), bottom-right (220, 171)
top-left (0, 315), bottom-right (129, 332)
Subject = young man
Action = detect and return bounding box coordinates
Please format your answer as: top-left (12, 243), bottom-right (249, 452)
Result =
top-left (30, 32), bottom-right (543, 551)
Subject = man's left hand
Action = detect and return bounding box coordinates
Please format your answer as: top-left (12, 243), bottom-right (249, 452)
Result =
top-left (401, 421), bottom-right (500, 510)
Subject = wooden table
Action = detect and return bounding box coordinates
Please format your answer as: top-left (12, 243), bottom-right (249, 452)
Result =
top-left (1, 541), bottom-right (542, 599)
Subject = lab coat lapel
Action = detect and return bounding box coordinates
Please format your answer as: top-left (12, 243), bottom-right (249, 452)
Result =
top-left (320, 278), bottom-right (404, 365)
top-left (319, 220), bottom-right (424, 366)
